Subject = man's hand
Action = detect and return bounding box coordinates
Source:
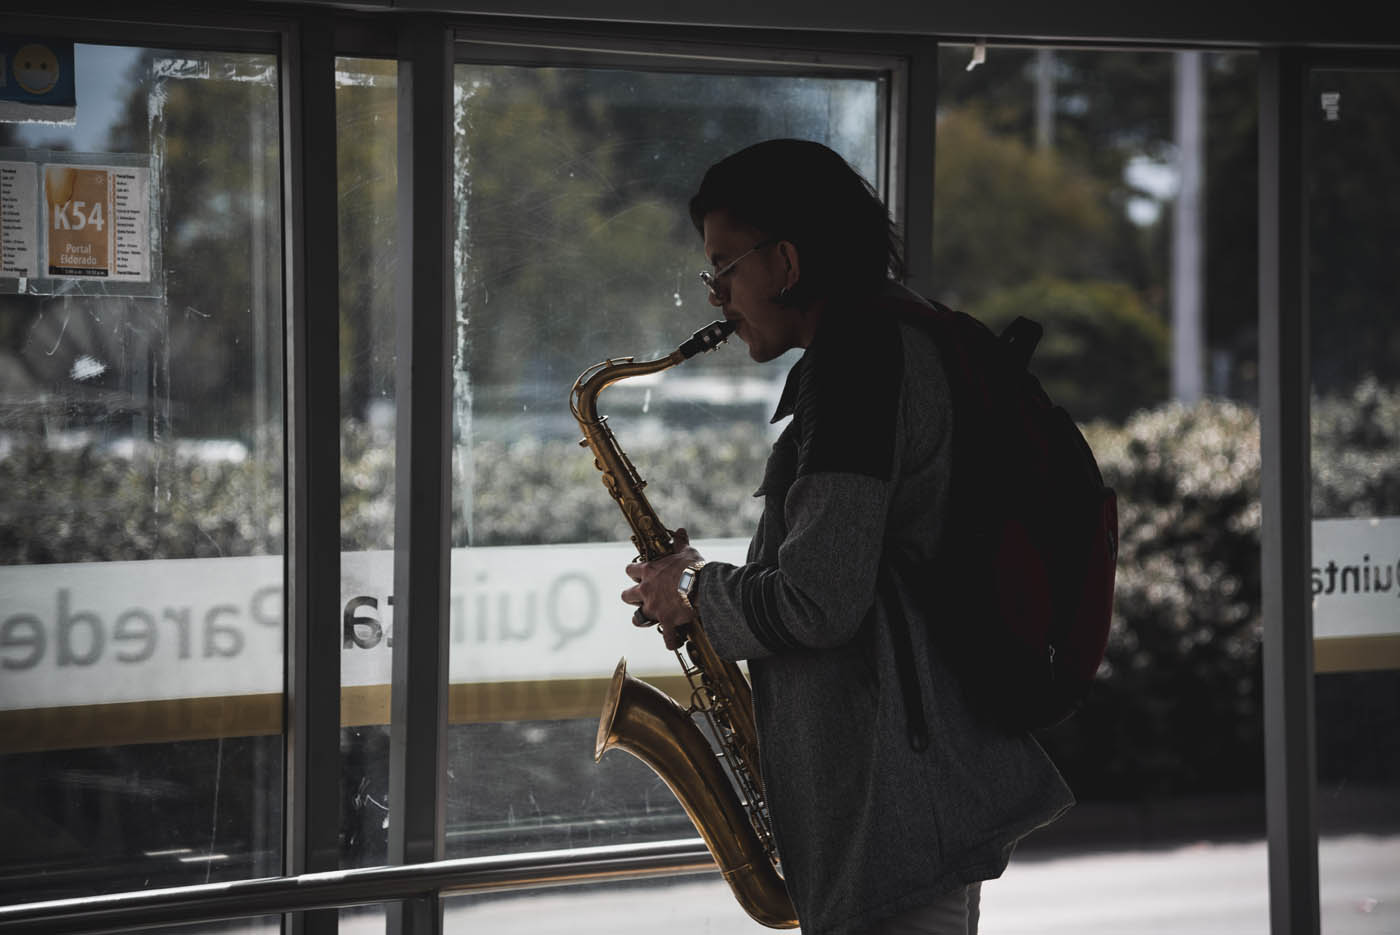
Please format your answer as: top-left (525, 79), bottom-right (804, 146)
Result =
top-left (621, 527), bottom-right (704, 651)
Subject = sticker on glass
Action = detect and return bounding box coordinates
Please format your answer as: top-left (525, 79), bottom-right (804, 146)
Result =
top-left (1, 161), bottom-right (39, 279)
top-left (43, 163), bottom-right (150, 281)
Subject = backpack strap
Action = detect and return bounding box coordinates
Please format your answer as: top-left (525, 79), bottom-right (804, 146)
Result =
top-left (879, 557), bottom-right (929, 752)
top-left (1000, 317), bottom-right (1042, 371)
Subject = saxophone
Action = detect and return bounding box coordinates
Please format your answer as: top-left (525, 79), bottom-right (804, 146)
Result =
top-left (570, 320), bottom-right (797, 929)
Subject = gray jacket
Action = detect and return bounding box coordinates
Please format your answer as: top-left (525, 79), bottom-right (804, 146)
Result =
top-left (696, 284), bottom-right (1074, 935)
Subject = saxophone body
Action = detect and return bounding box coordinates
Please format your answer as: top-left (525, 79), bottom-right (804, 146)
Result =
top-left (570, 320), bottom-right (797, 929)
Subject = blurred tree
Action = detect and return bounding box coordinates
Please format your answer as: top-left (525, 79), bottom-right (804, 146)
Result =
top-left (0, 51), bottom-right (284, 561)
top-left (454, 64), bottom-right (685, 399)
top-left (973, 277), bottom-right (1170, 422)
top-left (936, 48), bottom-right (1265, 411)
top-left (449, 63), bottom-right (885, 454)
top-left (937, 49), bottom-right (1171, 303)
top-left (104, 51), bottom-right (283, 441)
top-left (1201, 54), bottom-right (1259, 400)
top-left (931, 108), bottom-right (1117, 308)
top-left (1307, 69), bottom-right (1400, 395)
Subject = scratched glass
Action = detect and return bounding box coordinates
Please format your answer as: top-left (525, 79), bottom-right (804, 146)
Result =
top-left (335, 56), bottom-right (399, 870)
top-left (1307, 67), bottom-right (1400, 934)
top-left (445, 61), bottom-right (880, 859)
top-left (0, 44), bottom-right (283, 901)
top-left (937, 44), bottom-right (1269, 929)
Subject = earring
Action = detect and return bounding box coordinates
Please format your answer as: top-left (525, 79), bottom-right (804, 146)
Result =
top-left (778, 285), bottom-right (792, 299)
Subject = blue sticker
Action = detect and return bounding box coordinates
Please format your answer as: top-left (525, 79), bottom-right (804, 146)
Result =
top-left (1, 38), bottom-right (77, 121)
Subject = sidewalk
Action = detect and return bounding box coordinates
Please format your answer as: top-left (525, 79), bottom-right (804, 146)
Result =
top-left (409, 834), bottom-right (1397, 934)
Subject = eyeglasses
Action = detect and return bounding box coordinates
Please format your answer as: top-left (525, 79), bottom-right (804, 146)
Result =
top-left (698, 239), bottom-right (776, 297)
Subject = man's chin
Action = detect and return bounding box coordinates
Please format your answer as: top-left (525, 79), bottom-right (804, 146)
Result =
top-left (748, 345), bottom-right (782, 364)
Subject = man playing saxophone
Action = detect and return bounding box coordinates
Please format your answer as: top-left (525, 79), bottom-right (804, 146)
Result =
top-left (620, 139), bottom-right (1073, 935)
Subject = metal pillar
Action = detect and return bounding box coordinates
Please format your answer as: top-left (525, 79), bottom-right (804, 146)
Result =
top-left (388, 15), bottom-right (456, 935)
top-left (1258, 46), bottom-right (1320, 935)
top-left (281, 13), bottom-right (343, 935)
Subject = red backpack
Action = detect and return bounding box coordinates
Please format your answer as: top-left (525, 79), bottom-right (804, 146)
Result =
top-left (885, 297), bottom-right (1119, 738)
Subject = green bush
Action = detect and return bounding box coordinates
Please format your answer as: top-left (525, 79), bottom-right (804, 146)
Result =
top-left (463, 425), bottom-right (768, 548)
top-left (6, 383), bottom-right (1400, 802)
top-left (1311, 376), bottom-right (1400, 518)
top-left (1051, 384), bottom-right (1400, 799)
top-left (0, 436), bottom-right (283, 563)
top-left (1052, 401), bottom-right (1264, 798)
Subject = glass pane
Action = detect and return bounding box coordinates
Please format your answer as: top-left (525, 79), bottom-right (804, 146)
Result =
top-left (0, 42), bottom-right (283, 900)
top-left (1306, 66), bottom-right (1400, 934)
top-left (340, 905), bottom-right (387, 932)
top-left (448, 62), bottom-right (880, 858)
top-left (937, 45), bottom-right (1267, 924)
top-left (335, 55), bottom-right (397, 871)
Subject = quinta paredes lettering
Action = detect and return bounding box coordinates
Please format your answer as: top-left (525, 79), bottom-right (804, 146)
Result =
top-left (1311, 555), bottom-right (1399, 597)
top-left (0, 586), bottom-right (281, 671)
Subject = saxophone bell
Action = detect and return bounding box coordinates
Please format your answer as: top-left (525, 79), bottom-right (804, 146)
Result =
top-left (596, 658), bottom-right (796, 929)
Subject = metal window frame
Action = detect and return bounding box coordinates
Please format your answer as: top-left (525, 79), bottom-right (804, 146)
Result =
top-left (312, 0), bottom-right (1395, 49)
top-left (445, 20), bottom-right (915, 219)
top-left (1258, 45), bottom-right (1318, 935)
top-left (281, 12), bottom-right (344, 935)
top-left (0, 839), bottom-right (716, 935)
top-left (0, 8), bottom-right (343, 935)
top-left (10, 7), bottom-right (1399, 935)
top-left (1257, 47), bottom-right (1400, 935)
top-left (0, 9), bottom-right (283, 52)
top-left (384, 16), bottom-right (457, 935)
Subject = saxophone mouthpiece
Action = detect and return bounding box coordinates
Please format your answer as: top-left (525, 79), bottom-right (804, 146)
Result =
top-left (677, 319), bottom-right (739, 360)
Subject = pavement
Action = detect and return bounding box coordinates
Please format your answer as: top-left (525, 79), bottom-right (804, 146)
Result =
top-left (388, 834), bottom-right (1398, 934)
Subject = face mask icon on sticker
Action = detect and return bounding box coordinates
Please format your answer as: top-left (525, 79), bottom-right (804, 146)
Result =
top-left (14, 44), bottom-right (61, 96)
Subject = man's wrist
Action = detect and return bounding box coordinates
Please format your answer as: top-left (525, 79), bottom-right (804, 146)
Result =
top-left (676, 560), bottom-right (707, 612)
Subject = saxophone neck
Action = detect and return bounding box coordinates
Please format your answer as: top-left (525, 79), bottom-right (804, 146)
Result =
top-left (570, 350), bottom-right (684, 423)
top-left (569, 319), bottom-right (738, 423)
top-left (569, 319), bottom-right (740, 561)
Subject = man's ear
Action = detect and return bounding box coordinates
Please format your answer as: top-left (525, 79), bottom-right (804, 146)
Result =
top-left (776, 240), bottom-right (801, 292)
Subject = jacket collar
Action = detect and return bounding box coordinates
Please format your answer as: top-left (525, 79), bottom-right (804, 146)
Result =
top-left (767, 280), bottom-right (920, 423)
top-left (770, 353), bottom-right (806, 424)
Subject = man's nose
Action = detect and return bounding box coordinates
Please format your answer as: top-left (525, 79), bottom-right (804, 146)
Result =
top-left (707, 288), bottom-right (724, 307)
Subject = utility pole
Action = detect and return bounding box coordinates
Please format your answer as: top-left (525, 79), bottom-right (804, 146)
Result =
top-left (1035, 49), bottom-right (1055, 151)
top-left (1172, 50), bottom-right (1206, 402)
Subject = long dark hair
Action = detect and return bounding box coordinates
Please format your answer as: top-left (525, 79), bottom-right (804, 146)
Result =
top-left (688, 139), bottom-right (905, 306)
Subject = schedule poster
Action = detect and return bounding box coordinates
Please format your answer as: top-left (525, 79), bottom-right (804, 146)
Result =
top-left (43, 163), bottom-right (151, 281)
top-left (0, 161), bottom-right (39, 279)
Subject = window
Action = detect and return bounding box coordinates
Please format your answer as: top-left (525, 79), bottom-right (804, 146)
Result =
top-left (936, 44), bottom-right (1268, 927)
top-left (0, 42), bottom-right (283, 900)
top-left (336, 54), bottom-right (399, 872)
top-left (0, 19), bottom-right (1377, 935)
top-left (445, 56), bottom-right (882, 858)
top-left (1306, 65), bottom-right (1400, 932)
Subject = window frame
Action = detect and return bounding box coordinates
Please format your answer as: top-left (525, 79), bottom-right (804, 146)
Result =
top-left (0, 7), bottom-right (1395, 935)
top-left (385, 23), bottom-right (921, 931)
